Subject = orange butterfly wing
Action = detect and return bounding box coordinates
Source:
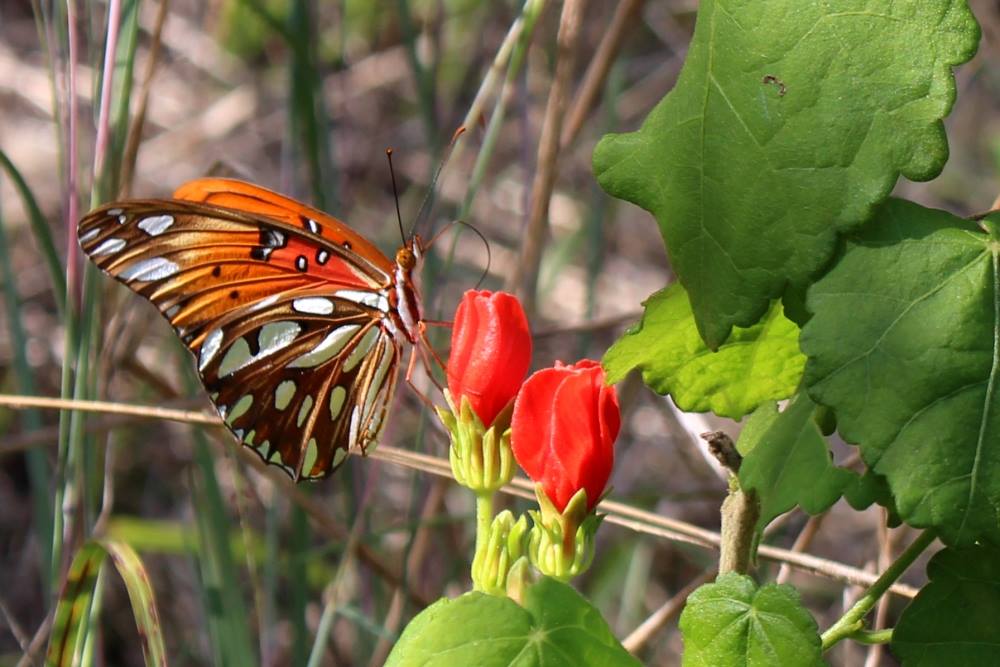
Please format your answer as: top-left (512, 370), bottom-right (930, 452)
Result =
top-left (173, 178), bottom-right (395, 280)
top-left (78, 181), bottom-right (407, 480)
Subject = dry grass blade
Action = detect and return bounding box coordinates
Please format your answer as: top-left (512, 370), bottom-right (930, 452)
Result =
top-left (560, 0), bottom-right (645, 149)
top-left (621, 569), bottom-right (715, 654)
top-left (507, 0), bottom-right (584, 312)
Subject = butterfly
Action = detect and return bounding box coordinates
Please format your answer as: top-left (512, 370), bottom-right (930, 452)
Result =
top-left (78, 178), bottom-right (425, 480)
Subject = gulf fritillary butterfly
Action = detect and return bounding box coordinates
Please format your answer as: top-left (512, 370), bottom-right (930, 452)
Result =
top-left (78, 177), bottom-right (425, 480)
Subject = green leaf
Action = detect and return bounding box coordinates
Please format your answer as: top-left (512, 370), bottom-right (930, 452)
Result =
top-left (802, 200), bottom-right (1000, 546)
top-left (842, 469), bottom-right (897, 521)
top-left (386, 577), bottom-right (640, 667)
top-left (48, 539), bottom-right (166, 667)
top-left (679, 573), bottom-right (823, 667)
top-left (593, 0), bottom-right (980, 348)
top-left (603, 284), bottom-right (805, 419)
top-left (893, 544), bottom-right (1000, 666)
top-left (737, 394), bottom-right (856, 534)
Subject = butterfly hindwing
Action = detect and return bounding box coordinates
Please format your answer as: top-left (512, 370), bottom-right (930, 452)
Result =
top-left (200, 293), bottom-right (401, 479)
top-left (78, 187), bottom-right (407, 480)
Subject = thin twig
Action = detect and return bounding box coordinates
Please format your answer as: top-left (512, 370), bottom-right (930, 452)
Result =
top-left (507, 0), bottom-right (584, 313)
top-left (449, 0), bottom-right (546, 171)
top-left (776, 514), bottom-right (827, 584)
top-left (120, 0), bottom-right (170, 197)
top-left (0, 597), bottom-right (30, 652)
top-left (0, 393), bottom-right (920, 598)
top-left (863, 513), bottom-right (895, 667)
top-left (621, 569), bottom-right (714, 654)
top-left (14, 610), bottom-right (51, 667)
top-left (560, 0), bottom-right (644, 149)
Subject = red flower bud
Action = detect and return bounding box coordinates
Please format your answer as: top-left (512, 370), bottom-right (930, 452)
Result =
top-left (447, 290), bottom-right (532, 427)
top-left (510, 360), bottom-right (621, 512)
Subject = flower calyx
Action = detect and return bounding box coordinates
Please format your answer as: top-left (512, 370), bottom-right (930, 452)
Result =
top-left (437, 390), bottom-right (515, 494)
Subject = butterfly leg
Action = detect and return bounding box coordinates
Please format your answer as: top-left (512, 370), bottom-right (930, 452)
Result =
top-left (404, 344), bottom-right (439, 411)
top-left (418, 323), bottom-right (448, 376)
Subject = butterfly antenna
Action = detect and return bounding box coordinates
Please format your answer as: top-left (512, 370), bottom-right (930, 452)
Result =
top-left (409, 126), bottom-right (467, 236)
top-left (425, 218), bottom-right (492, 289)
top-left (386, 148), bottom-right (406, 245)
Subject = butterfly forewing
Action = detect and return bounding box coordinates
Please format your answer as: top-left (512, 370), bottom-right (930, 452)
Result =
top-left (78, 181), bottom-right (412, 480)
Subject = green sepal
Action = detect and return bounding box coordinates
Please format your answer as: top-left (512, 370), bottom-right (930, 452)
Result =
top-left (527, 485), bottom-right (603, 582)
top-left (471, 510), bottom-right (530, 596)
top-left (504, 556), bottom-right (536, 606)
top-left (437, 390), bottom-right (515, 493)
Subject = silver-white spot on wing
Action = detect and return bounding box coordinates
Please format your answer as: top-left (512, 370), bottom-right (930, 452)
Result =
top-left (334, 289), bottom-right (390, 313)
top-left (348, 405), bottom-right (361, 447)
top-left (343, 327), bottom-right (379, 372)
top-left (297, 395), bottom-right (314, 428)
top-left (292, 297), bottom-right (335, 315)
top-left (119, 257), bottom-right (181, 282)
top-left (217, 321), bottom-right (301, 376)
top-left (328, 385), bottom-right (347, 419)
top-left (288, 324), bottom-right (360, 368)
top-left (227, 395), bottom-right (253, 425)
top-left (199, 328), bottom-right (224, 371)
top-left (303, 438), bottom-right (319, 475)
top-left (107, 208), bottom-right (123, 216)
top-left (248, 293), bottom-right (281, 313)
top-left (305, 218), bottom-right (320, 234)
top-left (79, 228), bottom-right (101, 243)
top-left (275, 380), bottom-right (296, 410)
top-left (137, 214), bottom-right (175, 236)
top-left (362, 341), bottom-right (395, 420)
top-left (92, 238), bottom-right (126, 256)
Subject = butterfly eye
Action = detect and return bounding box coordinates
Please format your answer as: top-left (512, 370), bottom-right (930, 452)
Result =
top-left (396, 247), bottom-right (416, 270)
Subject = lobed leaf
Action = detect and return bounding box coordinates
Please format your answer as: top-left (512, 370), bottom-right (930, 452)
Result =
top-left (679, 573), bottom-right (824, 667)
top-left (802, 200), bottom-right (1000, 546)
top-left (737, 394), bottom-right (857, 537)
top-left (385, 577), bottom-right (640, 667)
top-left (594, 0), bottom-right (980, 348)
top-left (604, 284), bottom-right (804, 419)
top-left (892, 544), bottom-right (1000, 666)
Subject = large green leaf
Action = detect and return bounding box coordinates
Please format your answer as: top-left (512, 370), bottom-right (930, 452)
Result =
top-left (594, 0), bottom-right (979, 348)
top-left (604, 284), bottom-right (804, 419)
top-left (802, 200), bottom-right (1000, 546)
top-left (679, 573), bottom-right (823, 667)
top-left (737, 394), bottom-right (856, 536)
top-left (386, 577), bottom-right (640, 667)
top-left (892, 544), bottom-right (1000, 666)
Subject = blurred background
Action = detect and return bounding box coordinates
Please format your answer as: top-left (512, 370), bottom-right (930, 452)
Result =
top-left (0, 1), bottom-right (997, 665)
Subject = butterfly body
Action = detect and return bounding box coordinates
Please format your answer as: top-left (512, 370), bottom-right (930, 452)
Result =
top-left (79, 178), bottom-right (423, 480)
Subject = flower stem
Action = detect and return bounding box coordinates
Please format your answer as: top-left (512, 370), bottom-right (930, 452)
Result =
top-left (474, 491), bottom-right (494, 568)
top-left (821, 530), bottom-right (935, 650)
top-left (846, 628), bottom-right (893, 645)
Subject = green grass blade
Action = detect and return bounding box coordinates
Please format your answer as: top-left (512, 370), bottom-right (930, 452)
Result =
top-left (0, 149), bottom-right (66, 314)
top-left (47, 539), bottom-right (167, 667)
top-left (48, 541), bottom-right (101, 667)
top-left (105, 0), bottom-right (141, 198)
top-left (394, 0), bottom-right (438, 152)
top-left (287, 0), bottom-right (337, 209)
top-left (192, 436), bottom-right (257, 666)
top-left (0, 197), bottom-right (54, 597)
